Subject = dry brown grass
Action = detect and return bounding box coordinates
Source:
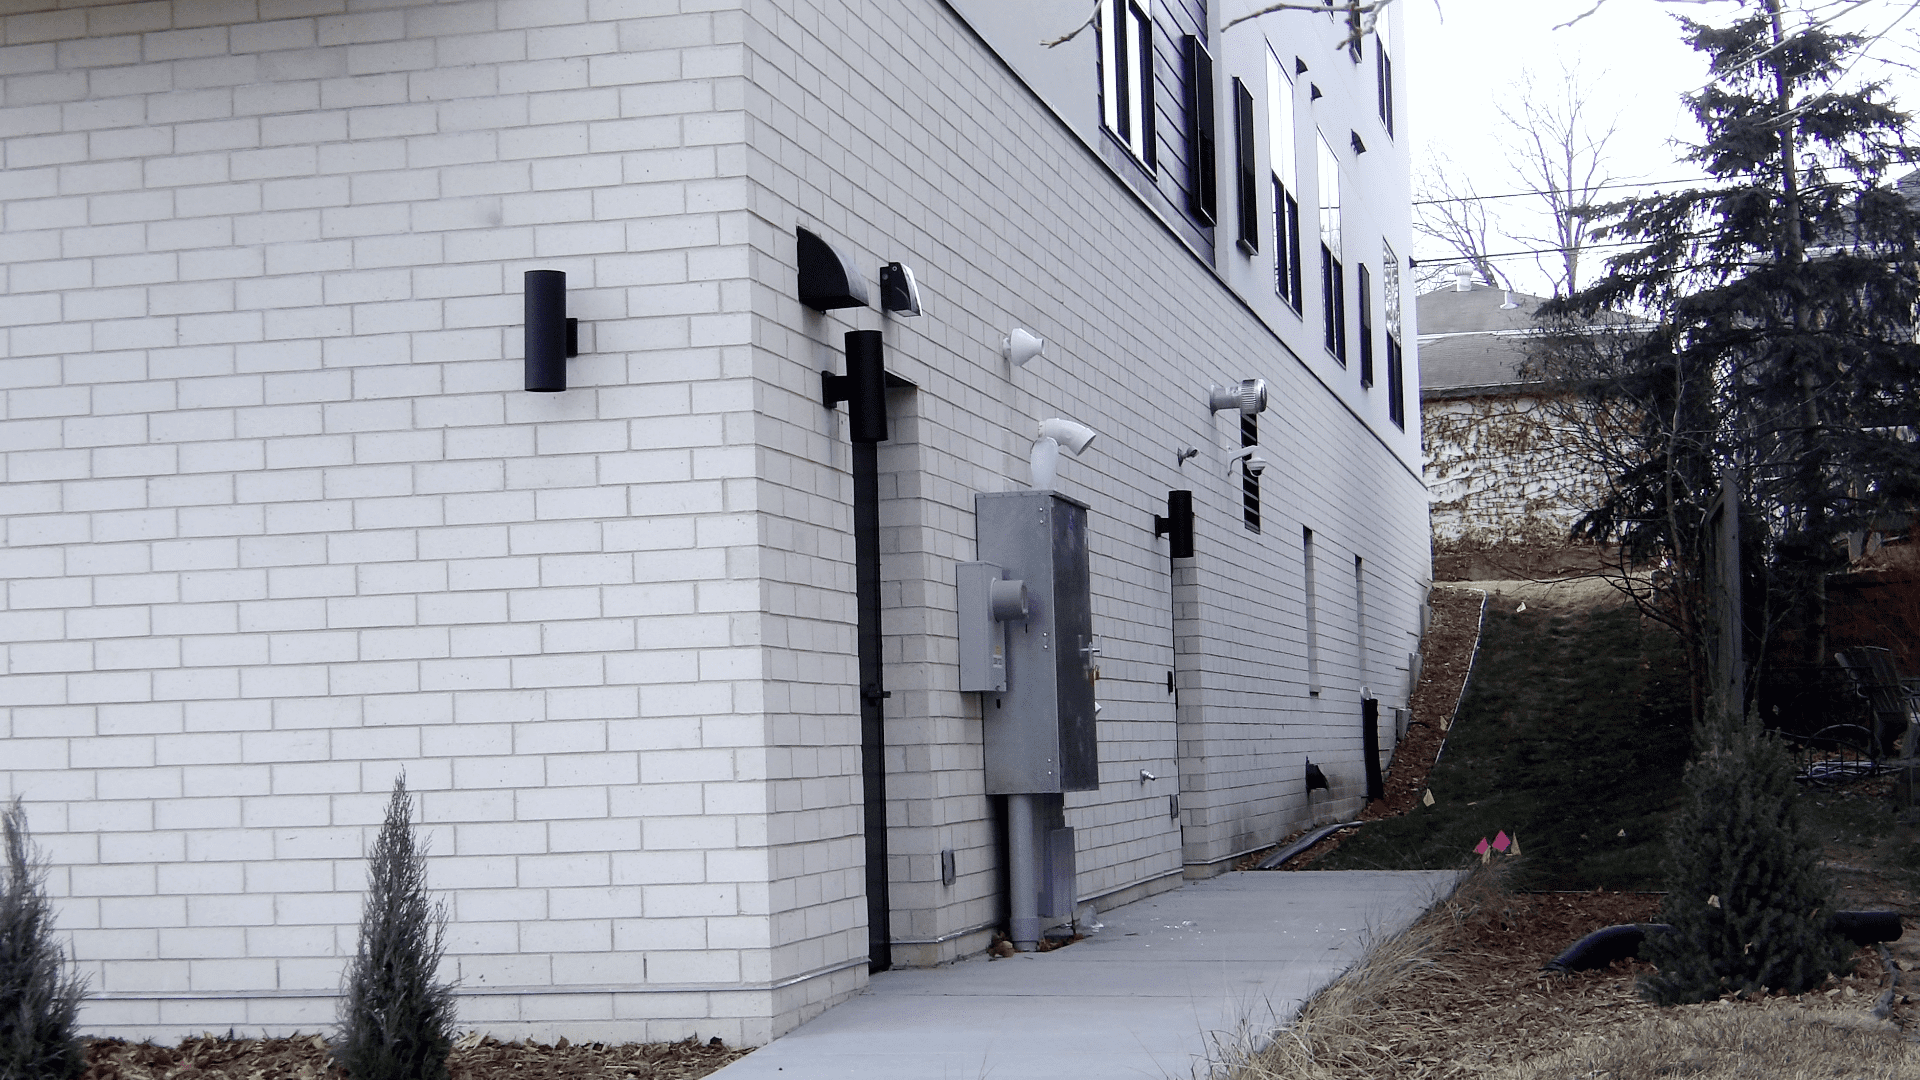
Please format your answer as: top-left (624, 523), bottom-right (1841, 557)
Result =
top-left (1226, 863), bottom-right (1559, 1080)
top-left (1485, 1002), bottom-right (1920, 1079)
top-left (1225, 862), bottom-right (1915, 1080)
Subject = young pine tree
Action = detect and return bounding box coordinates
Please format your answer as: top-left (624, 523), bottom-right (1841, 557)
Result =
top-left (0, 798), bottom-right (88, 1080)
top-left (1640, 706), bottom-right (1851, 1004)
top-left (335, 776), bottom-right (456, 1080)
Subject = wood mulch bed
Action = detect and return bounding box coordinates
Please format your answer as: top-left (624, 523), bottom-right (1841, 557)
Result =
top-left (83, 1033), bottom-right (748, 1080)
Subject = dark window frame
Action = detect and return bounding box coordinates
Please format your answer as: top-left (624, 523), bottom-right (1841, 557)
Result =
top-left (1274, 177), bottom-right (1301, 311)
top-left (1098, 0), bottom-right (1157, 170)
top-left (1183, 36), bottom-right (1217, 226)
top-left (1376, 42), bottom-right (1394, 136)
top-left (1232, 77), bottom-right (1258, 254)
top-left (1321, 243), bottom-right (1346, 364)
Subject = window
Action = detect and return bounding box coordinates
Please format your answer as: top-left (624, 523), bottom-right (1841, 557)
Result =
top-left (1383, 239), bottom-right (1406, 429)
top-left (1242, 413), bottom-right (1261, 533)
top-left (1267, 51), bottom-right (1302, 312)
top-left (1232, 77), bottom-right (1257, 253)
top-left (1354, 555), bottom-right (1367, 687)
top-left (1358, 262), bottom-right (1374, 388)
top-left (1375, 16), bottom-right (1395, 136)
top-left (1183, 36), bottom-right (1216, 225)
top-left (1318, 135), bottom-right (1345, 363)
top-left (1304, 527), bottom-right (1320, 694)
top-left (1099, 0), bottom-right (1155, 167)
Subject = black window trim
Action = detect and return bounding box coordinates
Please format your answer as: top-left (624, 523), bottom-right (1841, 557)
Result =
top-left (1232, 77), bottom-right (1258, 254)
top-left (1184, 35), bottom-right (1216, 226)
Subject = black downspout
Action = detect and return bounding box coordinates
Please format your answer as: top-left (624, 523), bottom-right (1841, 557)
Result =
top-left (844, 330), bottom-right (892, 972)
top-left (853, 439), bottom-right (891, 971)
top-left (1362, 697), bottom-right (1384, 802)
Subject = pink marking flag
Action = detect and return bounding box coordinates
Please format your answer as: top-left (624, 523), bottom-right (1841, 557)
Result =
top-left (1492, 831), bottom-right (1511, 853)
top-left (1473, 837), bottom-right (1490, 856)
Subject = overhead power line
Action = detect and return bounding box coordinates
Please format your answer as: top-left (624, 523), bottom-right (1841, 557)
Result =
top-left (1414, 177), bottom-right (1720, 207)
top-left (1410, 237), bottom-right (1656, 266)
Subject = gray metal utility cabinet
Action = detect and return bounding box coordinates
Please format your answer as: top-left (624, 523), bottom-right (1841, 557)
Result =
top-left (966, 490), bottom-right (1099, 794)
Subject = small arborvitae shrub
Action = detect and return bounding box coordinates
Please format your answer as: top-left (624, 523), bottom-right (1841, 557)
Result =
top-left (1640, 705), bottom-right (1852, 1004)
top-left (1, 798), bottom-right (88, 1080)
top-left (335, 776), bottom-right (456, 1080)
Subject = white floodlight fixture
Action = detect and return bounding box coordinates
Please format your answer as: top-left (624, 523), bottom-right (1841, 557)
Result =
top-left (1208, 378), bottom-right (1268, 416)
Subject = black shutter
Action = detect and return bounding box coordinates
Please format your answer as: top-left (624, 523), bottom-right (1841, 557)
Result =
top-left (1184, 36), bottom-right (1216, 225)
top-left (1139, 11), bottom-right (1156, 169)
top-left (1358, 263), bottom-right (1374, 387)
top-left (1379, 50), bottom-right (1394, 136)
top-left (1233, 78), bottom-right (1257, 254)
top-left (1387, 336), bottom-right (1405, 428)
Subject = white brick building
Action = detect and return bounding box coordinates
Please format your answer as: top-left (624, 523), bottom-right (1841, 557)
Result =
top-left (1, 0), bottom-right (1426, 1047)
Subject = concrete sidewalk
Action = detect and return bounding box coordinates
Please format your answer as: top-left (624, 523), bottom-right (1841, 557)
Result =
top-left (710, 869), bottom-right (1458, 1080)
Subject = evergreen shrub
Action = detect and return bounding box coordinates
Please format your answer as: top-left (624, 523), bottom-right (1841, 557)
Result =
top-left (0, 798), bottom-right (87, 1080)
top-left (334, 776), bottom-right (456, 1080)
top-left (1640, 706), bottom-right (1852, 1004)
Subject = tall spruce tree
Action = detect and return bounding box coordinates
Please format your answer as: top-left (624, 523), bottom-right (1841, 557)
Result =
top-left (335, 776), bottom-right (455, 1080)
top-left (1540, 0), bottom-right (1920, 677)
top-left (1640, 705), bottom-right (1851, 1003)
top-left (1, 799), bottom-right (87, 1080)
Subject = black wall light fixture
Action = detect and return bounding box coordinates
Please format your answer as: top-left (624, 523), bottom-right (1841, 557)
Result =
top-left (822, 330), bottom-right (890, 443)
top-left (797, 226), bottom-right (870, 311)
top-left (879, 262), bottom-right (922, 316)
top-left (524, 270), bottom-right (579, 392)
top-left (1154, 490), bottom-right (1195, 559)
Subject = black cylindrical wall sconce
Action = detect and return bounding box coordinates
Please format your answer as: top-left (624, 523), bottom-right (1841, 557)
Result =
top-left (822, 329), bottom-right (888, 443)
top-left (525, 269), bottom-right (578, 392)
top-left (844, 330), bottom-right (887, 443)
top-left (1154, 490), bottom-right (1195, 559)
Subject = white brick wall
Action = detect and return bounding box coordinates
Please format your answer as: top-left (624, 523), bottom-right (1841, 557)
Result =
top-left (1, 0), bottom-right (1426, 1047)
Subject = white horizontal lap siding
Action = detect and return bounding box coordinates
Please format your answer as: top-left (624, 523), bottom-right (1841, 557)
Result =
top-left (739, 0), bottom-right (1427, 947)
top-left (1, 0), bottom-right (770, 1047)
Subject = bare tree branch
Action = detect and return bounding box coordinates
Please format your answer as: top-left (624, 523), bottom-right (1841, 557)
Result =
top-left (1220, 0), bottom-right (1398, 47)
top-left (1496, 65), bottom-right (1622, 296)
top-left (1049, 0), bottom-right (1404, 52)
top-left (1554, 0), bottom-right (1728, 32)
top-left (1414, 152), bottom-right (1511, 291)
top-left (1041, 1), bottom-right (1102, 48)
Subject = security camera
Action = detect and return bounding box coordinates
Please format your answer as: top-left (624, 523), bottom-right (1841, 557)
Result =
top-left (1226, 445), bottom-right (1269, 478)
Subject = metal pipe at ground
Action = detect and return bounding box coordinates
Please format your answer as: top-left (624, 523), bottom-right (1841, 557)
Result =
top-left (1008, 793), bottom-right (1039, 951)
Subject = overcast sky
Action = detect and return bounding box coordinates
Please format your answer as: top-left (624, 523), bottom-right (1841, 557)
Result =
top-left (1405, 0), bottom-right (1920, 295)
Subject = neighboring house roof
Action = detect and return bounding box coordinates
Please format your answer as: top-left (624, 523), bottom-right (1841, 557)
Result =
top-left (1416, 279), bottom-right (1548, 399)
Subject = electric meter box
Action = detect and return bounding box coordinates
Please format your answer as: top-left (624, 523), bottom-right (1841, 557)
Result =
top-left (973, 490), bottom-right (1099, 794)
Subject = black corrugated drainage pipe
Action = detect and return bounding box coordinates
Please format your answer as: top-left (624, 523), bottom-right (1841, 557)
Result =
top-left (1544, 911), bottom-right (1904, 973)
top-left (1254, 821), bottom-right (1362, 870)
